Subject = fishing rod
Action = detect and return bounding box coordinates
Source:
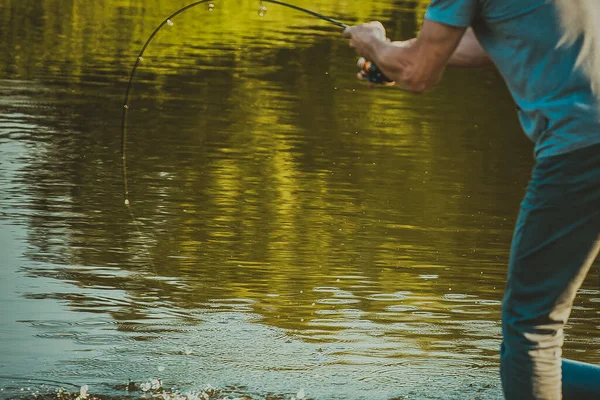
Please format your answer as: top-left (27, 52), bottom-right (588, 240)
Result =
top-left (120, 0), bottom-right (390, 207)
top-left (116, 0), bottom-right (392, 325)
top-left (259, 0), bottom-right (347, 28)
top-left (120, 0), bottom-right (347, 207)
top-left (118, 0), bottom-right (351, 269)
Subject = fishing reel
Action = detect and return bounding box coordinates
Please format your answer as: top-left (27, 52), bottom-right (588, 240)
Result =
top-left (357, 57), bottom-right (393, 85)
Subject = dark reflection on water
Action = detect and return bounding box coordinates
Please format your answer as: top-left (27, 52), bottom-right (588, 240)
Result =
top-left (1, 1), bottom-right (599, 399)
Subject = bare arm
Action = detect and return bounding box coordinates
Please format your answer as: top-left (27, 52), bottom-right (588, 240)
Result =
top-left (344, 21), bottom-right (491, 92)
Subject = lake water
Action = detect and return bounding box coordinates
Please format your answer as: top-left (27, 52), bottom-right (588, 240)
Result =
top-left (1, 1), bottom-right (599, 399)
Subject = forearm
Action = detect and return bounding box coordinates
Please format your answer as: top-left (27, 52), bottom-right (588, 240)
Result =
top-left (344, 21), bottom-right (488, 92)
top-left (361, 21), bottom-right (467, 92)
top-left (365, 28), bottom-right (491, 79)
top-left (365, 39), bottom-right (438, 92)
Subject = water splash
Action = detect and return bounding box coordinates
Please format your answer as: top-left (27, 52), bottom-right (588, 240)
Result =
top-left (75, 385), bottom-right (89, 400)
top-left (53, 385), bottom-right (97, 400)
top-left (167, 19), bottom-right (174, 26)
top-left (140, 378), bottom-right (162, 392)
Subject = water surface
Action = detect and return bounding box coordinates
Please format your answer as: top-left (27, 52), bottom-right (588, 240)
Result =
top-left (1, 1), bottom-right (599, 399)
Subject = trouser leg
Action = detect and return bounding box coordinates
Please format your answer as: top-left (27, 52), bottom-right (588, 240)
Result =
top-left (500, 144), bottom-right (600, 400)
top-left (562, 359), bottom-right (600, 399)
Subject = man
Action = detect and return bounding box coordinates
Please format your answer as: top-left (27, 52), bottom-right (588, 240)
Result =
top-left (343, 1), bottom-right (600, 399)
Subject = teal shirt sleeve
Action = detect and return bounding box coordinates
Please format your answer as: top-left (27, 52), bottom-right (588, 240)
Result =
top-left (424, 0), bottom-right (477, 27)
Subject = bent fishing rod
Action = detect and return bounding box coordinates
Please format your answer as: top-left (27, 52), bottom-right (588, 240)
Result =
top-left (120, 0), bottom-right (390, 207)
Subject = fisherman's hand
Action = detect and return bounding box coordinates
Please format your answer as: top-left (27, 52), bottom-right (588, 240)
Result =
top-left (343, 22), bottom-right (395, 86)
top-left (342, 21), bottom-right (386, 58)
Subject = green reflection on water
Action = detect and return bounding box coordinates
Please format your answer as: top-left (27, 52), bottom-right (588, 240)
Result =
top-left (2, 0), bottom-right (597, 399)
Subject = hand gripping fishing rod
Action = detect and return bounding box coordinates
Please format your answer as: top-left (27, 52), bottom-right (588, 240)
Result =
top-left (120, 0), bottom-right (391, 206)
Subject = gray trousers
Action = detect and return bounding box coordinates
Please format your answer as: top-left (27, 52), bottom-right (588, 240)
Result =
top-left (501, 143), bottom-right (600, 399)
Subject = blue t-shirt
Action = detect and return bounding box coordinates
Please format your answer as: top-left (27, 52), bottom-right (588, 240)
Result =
top-left (425, 0), bottom-right (600, 158)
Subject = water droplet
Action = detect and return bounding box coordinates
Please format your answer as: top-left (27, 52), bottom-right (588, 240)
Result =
top-left (138, 56), bottom-right (143, 62)
top-left (167, 19), bottom-right (174, 26)
top-left (123, 104), bottom-right (129, 109)
top-left (124, 199), bottom-right (130, 206)
top-left (258, 5), bottom-right (267, 16)
top-left (207, 3), bottom-right (215, 11)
